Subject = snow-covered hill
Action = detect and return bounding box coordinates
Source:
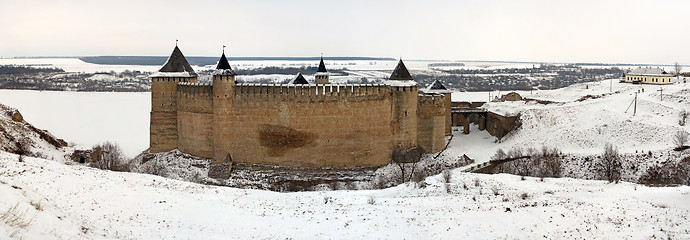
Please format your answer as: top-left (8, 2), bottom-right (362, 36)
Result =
top-left (0, 103), bottom-right (66, 159)
top-left (1, 151), bottom-right (689, 239)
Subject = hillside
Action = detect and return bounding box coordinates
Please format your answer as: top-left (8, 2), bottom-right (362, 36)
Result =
top-left (0, 104), bottom-right (67, 158)
top-left (1, 152), bottom-right (689, 239)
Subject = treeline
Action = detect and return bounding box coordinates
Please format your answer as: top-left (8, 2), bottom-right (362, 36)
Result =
top-left (0, 65), bottom-right (64, 74)
top-left (80, 56), bottom-right (395, 66)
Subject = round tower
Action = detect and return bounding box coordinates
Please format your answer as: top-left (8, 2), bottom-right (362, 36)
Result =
top-left (388, 59), bottom-right (419, 153)
top-left (150, 45), bottom-right (198, 153)
top-left (211, 50), bottom-right (237, 164)
top-left (315, 56), bottom-right (329, 84)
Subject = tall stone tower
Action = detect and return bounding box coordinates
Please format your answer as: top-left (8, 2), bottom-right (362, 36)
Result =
top-left (424, 80), bottom-right (452, 136)
top-left (150, 46), bottom-right (198, 153)
top-left (315, 56), bottom-right (329, 84)
top-left (388, 59), bottom-right (419, 154)
top-left (211, 50), bottom-right (236, 162)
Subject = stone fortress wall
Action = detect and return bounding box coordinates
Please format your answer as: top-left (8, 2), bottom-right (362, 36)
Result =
top-left (150, 47), bottom-right (451, 170)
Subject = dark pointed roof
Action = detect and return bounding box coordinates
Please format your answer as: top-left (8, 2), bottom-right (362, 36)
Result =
top-left (317, 57), bottom-right (328, 73)
top-left (389, 59), bottom-right (413, 80)
top-left (159, 46), bottom-right (196, 76)
top-left (428, 80), bottom-right (448, 90)
top-left (291, 72), bottom-right (309, 84)
top-left (214, 51), bottom-right (236, 76)
top-left (216, 52), bottom-right (232, 70)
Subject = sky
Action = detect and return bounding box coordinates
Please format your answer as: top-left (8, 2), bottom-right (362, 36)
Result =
top-left (1, 0), bottom-right (689, 64)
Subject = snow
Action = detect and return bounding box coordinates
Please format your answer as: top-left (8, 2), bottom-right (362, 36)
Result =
top-left (0, 58), bottom-right (160, 73)
top-left (149, 72), bottom-right (196, 78)
top-left (382, 80), bottom-right (417, 87)
top-left (1, 152), bottom-right (688, 239)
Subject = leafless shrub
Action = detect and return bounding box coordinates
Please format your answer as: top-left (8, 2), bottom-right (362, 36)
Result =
top-left (520, 192), bottom-right (528, 200)
top-left (507, 147), bottom-right (524, 160)
top-left (597, 143), bottom-right (622, 183)
top-left (29, 200), bottom-right (42, 211)
top-left (491, 148), bottom-right (507, 161)
top-left (1, 203), bottom-right (37, 229)
top-left (679, 110), bottom-right (688, 126)
top-left (474, 178), bottom-right (481, 187)
top-left (538, 146), bottom-right (562, 178)
top-left (442, 170), bottom-right (452, 183)
top-left (445, 183), bottom-right (452, 193)
top-left (638, 160), bottom-right (690, 186)
top-left (491, 186), bottom-right (500, 196)
top-left (673, 130), bottom-right (689, 151)
top-left (90, 142), bottom-right (130, 172)
top-left (367, 196), bottom-right (376, 205)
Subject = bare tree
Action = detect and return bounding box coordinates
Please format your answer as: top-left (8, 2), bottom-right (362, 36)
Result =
top-left (596, 143), bottom-right (622, 182)
top-left (675, 62), bottom-right (682, 79)
top-left (539, 146), bottom-right (562, 178)
top-left (679, 110), bottom-right (688, 126)
top-left (91, 141), bottom-right (129, 171)
top-left (673, 130), bottom-right (689, 150)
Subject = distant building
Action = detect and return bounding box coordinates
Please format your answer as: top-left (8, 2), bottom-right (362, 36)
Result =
top-left (624, 67), bottom-right (673, 84)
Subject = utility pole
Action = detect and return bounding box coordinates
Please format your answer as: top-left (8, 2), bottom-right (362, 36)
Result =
top-left (657, 87), bottom-right (663, 101)
top-left (610, 77), bottom-right (612, 93)
top-left (634, 92), bottom-right (637, 116)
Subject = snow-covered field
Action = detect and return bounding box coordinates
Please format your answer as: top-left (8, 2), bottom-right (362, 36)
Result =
top-left (1, 151), bottom-right (689, 240)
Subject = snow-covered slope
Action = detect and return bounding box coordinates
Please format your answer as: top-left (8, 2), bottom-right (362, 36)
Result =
top-left (483, 80), bottom-right (689, 155)
top-left (0, 103), bottom-right (67, 159)
top-left (1, 151), bottom-right (689, 239)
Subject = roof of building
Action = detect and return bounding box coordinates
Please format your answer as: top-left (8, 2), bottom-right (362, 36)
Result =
top-left (155, 46), bottom-right (197, 77)
top-left (317, 56), bottom-right (328, 73)
top-left (214, 52), bottom-right (236, 76)
top-left (423, 80), bottom-right (451, 93)
top-left (389, 59), bottom-right (413, 80)
top-left (627, 67), bottom-right (672, 76)
top-left (290, 72), bottom-right (309, 84)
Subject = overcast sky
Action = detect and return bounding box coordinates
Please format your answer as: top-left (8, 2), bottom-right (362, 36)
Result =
top-left (1, 0), bottom-right (689, 64)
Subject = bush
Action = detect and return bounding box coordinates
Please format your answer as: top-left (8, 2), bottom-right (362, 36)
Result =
top-left (90, 142), bottom-right (130, 172)
top-left (679, 110), bottom-right (688, 126)
top-left (596, 143), bottom-right (622, 183)
top-left (638, 160), bottom-right (690, 186)
top-left (367, 196), bottom-right (376, 205)
top-left (673, 130), bottom-right (689, 151)
top-left (442, 170), bottom-right (452, 183)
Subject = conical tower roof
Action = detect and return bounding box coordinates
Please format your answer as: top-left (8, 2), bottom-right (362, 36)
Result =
top-left (158, 46), bottom-right (197, 76)
top-left (317, 56), bottom-right (328, 73)
top-left (214, 51), bottom-right (236, 76)
top-left (428, 80), bottom-right (448, 90)
top-left (290, 72), bottom-right (309, 84)
top-left (389, 59), bottom-right (413, 80)
top-left (423, 80), bottom-right (451, 93)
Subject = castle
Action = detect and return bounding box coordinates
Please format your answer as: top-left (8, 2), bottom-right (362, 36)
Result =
top-left (149, 46), bottom-right (451, 173)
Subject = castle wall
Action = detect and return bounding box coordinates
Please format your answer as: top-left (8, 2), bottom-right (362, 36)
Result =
top-left (177, 83), bottom-right (214, 158)
top-left (213, 84), bottom-right (394, 168)
top-left (417, 93), bottom-right (446, 153)
top-left (150, 76), bottom-right (197, 153)
top-left (486, 112), bottom-right (520, 140)
top-left (443, 92), bottom-right (452, 136)
top-left (390, 86), bottom-right (418, 152)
